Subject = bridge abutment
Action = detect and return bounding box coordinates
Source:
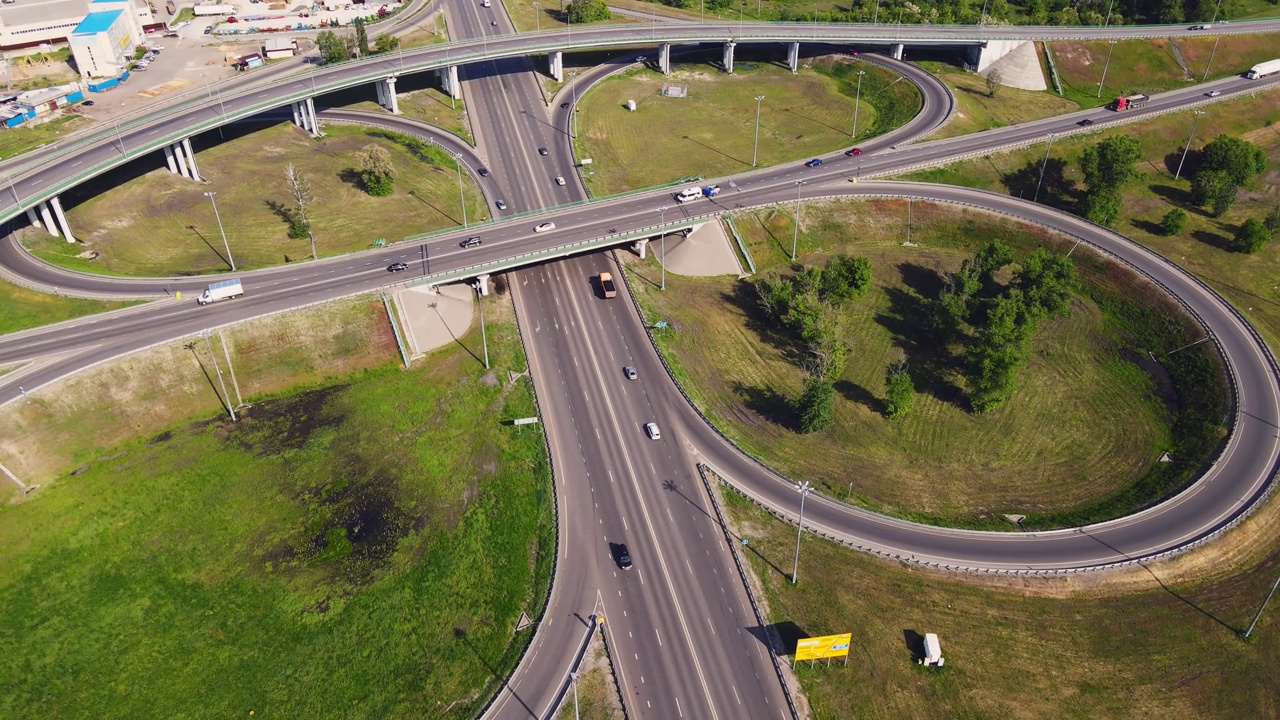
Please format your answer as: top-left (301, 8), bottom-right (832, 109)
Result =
top-left (375, 76), bottom-right (401, 114)
top-left (788, 41), bottom-right (800, 73)
top-left (659, 43), bottom-right (671, 75)
top-left (891, 43), bottom-right (904, 60)
top-left (634, 238), bottom-right (649, 259)
top-left (723, 41), bottom-right (736, 74)
top-left (549, 50), bottom-right (563, 82)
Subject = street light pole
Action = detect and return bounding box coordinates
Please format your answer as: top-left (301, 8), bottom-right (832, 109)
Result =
top-left (1244, 571), bottom-right (1280, 639)
top-left (1097, 40), bottom-right (1117, 98)
top-left (1033, 133), bottom-right (1057, 203)
top-left (791, 180), bottom-right (804, 261)
top-left (852, 70), bottom-right (865, 138)
top-left (1175, 110), bottom-right (1206, 180)
top-left (533, 1), bottom-right (540, 32)
top-left (570, 672), bottom-right (581, 720)
top-left (204, 331), bottom-right (237, 421)
top-left (659, 205), bottom-right (669, 290)
top-left (1202, 33), bottom-right (1222, 81)
top-left (454, 153), bottom-right (467, 228)
top-left (204, 191), bottom-right (234, 271)
top-left (752, 94), bottom-right (765, 166)
top-left (791, 481), bottom-right (812, 584)
top-left (1102, 0), bottom-right (1115, 28)
top-left (570, 70), bottom-right (579, 138)
top-left (476, 282), bottom-right (490, 369)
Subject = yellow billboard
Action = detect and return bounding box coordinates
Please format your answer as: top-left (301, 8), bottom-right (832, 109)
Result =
top-left (795, 632), bottom-right (852, 661)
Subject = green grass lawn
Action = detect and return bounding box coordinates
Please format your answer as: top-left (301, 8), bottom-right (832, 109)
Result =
top-left (0, 278), bottom-right (140, 335)
top-left (899, 87), bottom-right (1280, 357)
top-left (1175, 33), bottom-right (1280, 81)
top-left (717, 480), bottom-right (1280, 719)
top-left (23, 122), bottom-right (487, 276)
top-left (0, 300), bottom-right (554, 717)
top-left (0, 114), bottom-right (90, 161)
top-left (1048, 39), bottom-right (1192, 107)
top-left (505, 0), bottom-right (639, 33)
top-left (574, 56), bottom-right (895, 195)
top-left (919, 62), bottom-right (1081, 139)
top-left (337, 83), bottom-right (474, 145)
top-left (625, 200), bottom-right (1216, 527)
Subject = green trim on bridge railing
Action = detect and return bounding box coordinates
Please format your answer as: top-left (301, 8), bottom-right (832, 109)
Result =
top-left (723, 214), bottom-right (755, 275)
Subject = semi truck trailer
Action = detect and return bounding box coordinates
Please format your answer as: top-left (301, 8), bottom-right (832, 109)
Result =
top-left (1246, 59), bottom-right (1280, 80)
top-left (1110, 94), bottom-right (1150, 111)
top-left (198, 278), bottom-right (243, 305)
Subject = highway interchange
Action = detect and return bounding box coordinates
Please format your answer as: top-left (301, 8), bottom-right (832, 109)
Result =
top-left (2, 8), bottom-right (1280, 720)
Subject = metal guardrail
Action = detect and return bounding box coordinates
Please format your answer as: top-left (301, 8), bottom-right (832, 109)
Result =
top-left (722, 214), bottom-right (755, 274)
top-left (381, 293), bottom-right (411, 368)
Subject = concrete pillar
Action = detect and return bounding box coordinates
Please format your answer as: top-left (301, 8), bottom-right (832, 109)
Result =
top-left (305, 97), bottom-right (320, 136)
top-left (474, 274), bottom-right (490, 296)
top-left (291, 101), bottom-right (302, 128)
top-left (385, 76), bottom-right (399, 114)
top-left (38, 201), bottom-right (59, 238)
top-left (182, 138), bottom-right (200, 181)
top-left (172, 140), bottom-right (192, 179)
top-left (447, 65), bottom-right (460, 99)
top-left (375, 79), bottom-right (386, 107)
top-left (634, 238), bottom-right (648, 259)
top-left (788, 42), bottom-right (800, 73)
top-left (549, 50), bottom-right (563, 82)
top-left (163, 144), bottom-right (179, 174)
top-left (891, 43), bottom-right (904, 60)
top-left (723, 41), bottom-right (736, 74)
top-left (25, 206), bottom-right (41, 228)
top-left (659, 43), bottom-right (671, 75)
top-left (50, 195), bottom-right (74, 243)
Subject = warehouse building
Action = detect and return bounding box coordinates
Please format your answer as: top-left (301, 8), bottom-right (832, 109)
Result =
top-left (68, 8), bottom-right (133, 78)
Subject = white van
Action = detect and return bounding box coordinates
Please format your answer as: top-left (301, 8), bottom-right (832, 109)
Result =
top-left (674, 187), bottom-right (701, 203)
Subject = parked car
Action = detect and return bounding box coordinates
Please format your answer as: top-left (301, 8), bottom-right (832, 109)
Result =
top-left (845, 148), bottom-right (863, 156)
top-left (495, 199), bottom-right (507, 210)
top-left (624, 366), bottom-right (638, 380)
top-left (644, 422), bottom-right (661, 440)
top-left (534, 222), bottom-right (556, 233)
top-left (82, 100), bottom-right (94, 107)
top-left (804, 158), bottom-right (822, 167)
top-left (387, 262), bottom-right (408, 272)
top-left (460, 236), bottom-right (482, 248)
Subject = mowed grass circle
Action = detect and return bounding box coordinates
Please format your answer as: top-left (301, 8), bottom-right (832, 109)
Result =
top-left (632, 200), bottom-right (1192, 526)
top-left (574, 59), bottom-right (875, 195)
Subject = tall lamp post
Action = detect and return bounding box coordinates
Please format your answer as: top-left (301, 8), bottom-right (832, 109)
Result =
top-left (751, 94), bottom-right (765, 166)
top-left (1097, 40), bottom-right (1117, 99)
top-left (1175, 110), bottom-right (1206, 180)
top-left (791, 481), bottom-right (812, 584)
top-left (569, 70), bottom-right (579, 138)
top-left (204, 191), bottom-right (234, 271)
top-left (454, 152), bottom-right (468, 228)
top-left (1201, 0), bottom-right (1225, 82)
top-left (791, 180), bottom-right (804, 261)
top-left (475, 282), bottom-right (490, 369)
top-left (659, 205), bottom-right (669, 290)
top-left (851, 70), bottom-right (865, 139)
top-left (533, 1), bottom-right (540, 32)
top-left (1033, 132), bottom-right (1057, 203)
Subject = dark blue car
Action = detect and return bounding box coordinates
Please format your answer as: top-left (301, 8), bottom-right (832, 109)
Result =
top-left (805, 158), bottom-right (822, 168)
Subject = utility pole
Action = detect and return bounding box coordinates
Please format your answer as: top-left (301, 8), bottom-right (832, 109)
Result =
top-left (791, 180), bottom-right (804, 261)
top-left (218, 329), bottom-right (244, 409)
top-left (907, 196), bottom-right (913, 244)
top-left (852, 70), bottom-right (865, 139)
top-left (1033, 133), bottom-right (1057, 203)
top-left (1175, 110), bottom-right (1206, 180)
top-left (204, 330), bottom-right (237, 421)
top-left (752, 95), bottom-right (765, 166)
top-left (570, 672), bottom-right (581, 720)
top-left (1097, 40), bottom-right (1117, 98)
top-left (533, 1), bottom-right (539, 32)
top-left (204, 191), bottom-right (234, 271)
top-left (1202, 33), bottom-right (1223, 82)
top-left (476, 282), bottom-right (489, 369)
top-left (659, 205), bottom-right (669, 290)
top-left (1244, 572), bottom-right (1280, 640)
top-left (791, 481), bottom-right (812, 584)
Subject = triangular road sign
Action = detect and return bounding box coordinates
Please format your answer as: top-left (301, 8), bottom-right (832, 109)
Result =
top-left (515, 612), bottom-right (532, 633)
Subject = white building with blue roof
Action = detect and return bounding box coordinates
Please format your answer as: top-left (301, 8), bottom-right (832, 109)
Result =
top-left (68, 8), bottom-right (133, 78)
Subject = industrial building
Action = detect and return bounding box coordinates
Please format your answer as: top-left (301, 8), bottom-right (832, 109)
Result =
top-left (0, 0), bottom-right (153, 52)
top-left (68, 8), bottom-right (133, 78)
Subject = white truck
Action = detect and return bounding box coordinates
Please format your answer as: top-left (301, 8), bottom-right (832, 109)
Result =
top-left (674, 186), bottom-right (702, 203)
top-left (1246, 59), bottom-right (1280, 80)
top-left (197, 278), bottom-right (243, 305)
top-left (193, 3), bottom-right (236, 16)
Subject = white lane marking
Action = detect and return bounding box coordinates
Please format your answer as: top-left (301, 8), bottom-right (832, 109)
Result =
top-left (676, 697), bottom-right (683, 718)
top-left (685, 559), bottom-right (693, 576)
top-left (655, 628), bottom-right (663, 646)
top-left (706, 617), bottom-right (716, 636)
top-left (622, 516), bottom-right (628, 531)
top-left (732, 686), bottom-right (741, 705)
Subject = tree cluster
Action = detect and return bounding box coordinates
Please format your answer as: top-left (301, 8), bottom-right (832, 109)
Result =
top-left (356, 144), bottom-right (396, 197)
top-left (754, 254), bottom-right (873, 433)
top-left (932, 242), bottom-right (1078, 413)
top-left (316, 30), bottom-right (354, 65)
top-left (284, 163), bottom-right (313, 240)
top-left (1190, 135), bottom-right (1268, 219)
top-left (884, 363), bottom-right (914, 420)
top-left (1078, 136), bottom-right (1142, 227)
top-left (565, 0), bottom-right (611, 23)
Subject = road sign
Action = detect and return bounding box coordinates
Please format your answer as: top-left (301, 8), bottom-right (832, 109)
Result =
top-left (654, 321), bottom-right (668, 329)
top-left (512, 417), bottom-right (539, 426)
top-left (796, 632), bottom-right (852, 661)
top-left (515, 612), bottom-right (533, 632)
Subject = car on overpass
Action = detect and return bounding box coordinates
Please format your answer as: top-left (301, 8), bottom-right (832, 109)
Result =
top-left (534, 222), bottom-right (556, 233)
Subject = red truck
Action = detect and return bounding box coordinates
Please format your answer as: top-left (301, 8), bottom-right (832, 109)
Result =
top-left (1110, 94), bottom-right (1150, 111)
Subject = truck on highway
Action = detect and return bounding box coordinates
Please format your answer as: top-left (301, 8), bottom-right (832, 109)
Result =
top-left (598, 271), bottom-right (617, 298)
top-left (197, 278), bottom-right (243, 305)
top-left (674, 187), bottom-right (702, 203)
top-left (1109, 93), bottom-right (1150, 111)
top-left (702, 184), bottom-right (721, 198)
top-left (1246, 59), bottom-right (1280, 80)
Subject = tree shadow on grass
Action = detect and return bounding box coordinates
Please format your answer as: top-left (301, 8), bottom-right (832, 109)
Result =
top-left (721, 279), bottom-right (809, 366)
top-left (264, 199), bottom-right (293, 227)
top-left (1161, 149), bottom-right (1201, 178)
top-left (1192, 228), bottom-right (1235, 252)
top-left (682, 134), bottom-right (749, 168)
top-left (834, 379), bottom-right (882, 415)
top-left (1130, 218), bottom-right (1167, 237)
top-left (875, 266), bottom-right (966, 409)
top-left (1149, 183), bottom-right (1201, 211)
top-left (338, 167), bottom-right (365, 191)
top-left (1000, 157), bottom-right (1076, 210)
top-left (730, 381), bottom-right (797, 431)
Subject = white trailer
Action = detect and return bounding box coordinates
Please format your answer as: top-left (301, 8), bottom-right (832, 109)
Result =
top-left (1246, 59), bottom-right (1280, 80)
top-left (193, 3), bottom-right (236, 15)
top-left (198, 278), bottom-right (243, 305)
top-left (921, 633), bottom-right (944, 667)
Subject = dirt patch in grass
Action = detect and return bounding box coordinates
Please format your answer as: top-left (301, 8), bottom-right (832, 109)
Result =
top-left (25, 122), bottom-right (487, 276)
top-left (629, 200), bottom-right (1203, 526)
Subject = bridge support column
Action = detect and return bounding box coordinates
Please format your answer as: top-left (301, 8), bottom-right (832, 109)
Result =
top-left (634, 238), bottom-right (649, 259)
top-left (549, 50), bottom-right (563, 82)
top-left (437, 65), bottom-right (460, 100)
top-left (473, 274), bottom-right (490, 296)
top-left (182, 137), bottom-right (201, 181)
top-left (172, 141), bottom-right (192, 179)
top-left (25, 207), bottom-right (41, 229)
top-left (891, 43), bottom-right (904, 60)
top-left (292, 100), bottom-right (316, 134)
top-left (305, 97), bottom-right (320, 136)
top-left (659, 43), bottom-right (671, 75)
top-left (163, 144), bottom-right (179, 174)
top-left (376, 76), bottom-right (400, 114)
top-left (50, 195), bottom-right (74, 243)
top-left (788, 41), bottom-right (800, 73)
top-left (37, 201), bottom-right (59, 238)
top-left (723, 41), bottom-right (736, 74)
top-left (291, 101), bottom-right (302, 127)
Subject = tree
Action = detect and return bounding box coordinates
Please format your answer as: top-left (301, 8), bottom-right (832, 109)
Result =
top-left (373, 33), bottom-right (401, 54)
top-left (1190, 168), bottom-right (1239, 218)
top-left (357, 144), bottom-right (396, 197)
top-left (1233, 218), bottom-right (1273, 254)
top-left (1198, 135), bottom-right (1268, 187)
top-left (1080, 186), bottom-right (1124, 226)
top-left (565, 0), bottom-right (611, 23)
top-left (884, 364), bottom-right (914, 419)
top-left (985, 69), bottom-right (1002, 97)
top-left (284, 162), bottom-right (313, 240)
top-left (1015, 247), bottom-right (1077, 319)
top-left (1080, 136), bottom-right (1142, 191)
top-left (797, 372), bottom-right (836, 433)
top-left (316, 30), bottom-right (350, 65)
top-left (820, 254), bottom-right (872, 304)
top-left (354, 17), bottom-right (369, 57)
top-left (1160, 207), bottom-right (1188, 236)
top-left (965, 292), bottom-right (1033, 413)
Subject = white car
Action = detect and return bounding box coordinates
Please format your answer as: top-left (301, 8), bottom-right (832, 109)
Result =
top-left (555, 176), bottom-right (566, 186)
top-left (534, 222), bottom-right (556, 233)
top-left (644, 422), bottom-right (661, 440)
top-left (1206, 90), bottom-right (1221, 97)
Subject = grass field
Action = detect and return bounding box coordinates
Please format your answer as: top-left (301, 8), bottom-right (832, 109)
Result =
top-left (625, 200), bottom-right (1208, 527)
top-left (1175, 33), bottom-right (1280, 81)
top-left (1048, 39), bottom-right (1192, 106)
top-left (718, 478), bottom-right (1280, 719)
top-left (555, 638), bottom-right (624, 720)
top-left (0, 114), bottom-right (89, 161)
top-left (0, 278), bottom-right (140, 335)
top-left (574, 57), bottom-right (883, 195)
top-left (899, 87), bottom-right (1280, 357)
top-left (919, 62), bottom-right (1081, 139)
top-left (0, 295), bottom-right (554, 718)
top-left (337, 81), bottom-right (475, 145)
top-left (22, 123), bottom-right (487, 276)
top-left (505, 0), bottom-right (639, 32)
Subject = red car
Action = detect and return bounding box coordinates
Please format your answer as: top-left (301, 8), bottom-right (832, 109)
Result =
top-left (845, 148), bottom-right (863, 156)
